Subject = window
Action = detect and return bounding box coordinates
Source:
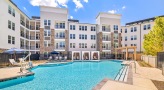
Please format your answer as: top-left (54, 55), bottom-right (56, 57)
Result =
top-left (134, 35), bottom-right (137, 40)
top-left (12, 37), bottom-right (15, 44)
top-left (48, 20), bottom-right (51, 26)
top-left (8, 35), bottom-right (11, 44)
top-left (70, 25), bottom-right (72, 30)
top-left (144, 25), bottom-right (146, 30)
top-left (85, 26), bottom-right (87, 31)
top-left (73, 25), bottom-right (75, 30)
top-left (147, 24), bottom-right (151, 29)
top-left (79, 43), bottom-right (81, 48)
top-left (121, 29), bottom-right (122, 33)
top-left (79, 34), bottom-right (81, 39)
top-left (82, 26), bottom-right (84, 30)
top-left (70, 43), bottom-right (72, 48)
top-left (73, 43), bottom-right (75, 48)
top-left (12, 22), bottom-right (15, 30)
top-left (134, 44), bottom-right (137, 46)
top-left (44, 30), bottom-right (51, 36)
top-left (131, 27), bottom-right (133, 32)
top-left (125, 36), bottom-right (127, 41)
top-left (82, 34), bottom-right (84, 39)
top-left (91, 35), bottom-right (96, 40)
top-left (85, 43), bottom-right (87, 48)
top-left (73, 34), bottom-right (75, 39)
top-left (82, 43), bottom-right (84, 48)
top-left (125, 29), bottom-right (127, 33)
top-left (131, 36), bottom-right (133, 40)
top-left (8, 6), bottom-right (11, 14)
top-left (91, 44), bottom-right (96, 48)
top-left (114, 25), bottom-right (118, 30)
top-left (12, 9), bottom-right (15, 17)
top-left (85, 35), bottom-right (87, 40)
top-left (102, 26), bottom-right (105, 31)
top-left (125, 44), bottom-right (127, 47)
top-left (44, 20), bottom-right (47, 25)
top-left (91, 26), bottom-right (96, 31)
top-left (8, 20), bottom-right (11, 29)
top-left (79, 26), bottom-right (81, 30)
top-left (131, 44), bottom-right (133, 46)
top-left (134, 27), bottom-right (137, 32)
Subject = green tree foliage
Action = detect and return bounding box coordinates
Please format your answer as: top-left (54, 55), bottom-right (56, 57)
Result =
top-left (143, 17), bottom-right (164, 56)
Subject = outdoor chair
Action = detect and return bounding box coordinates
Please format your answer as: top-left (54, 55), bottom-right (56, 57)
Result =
top-left (55, 56), bottom-right (59, 60)
top-left (64, 56), bottom-right (67, 60)
top-left (93, 56), bottom-right (97, 60)
top-left (9, 59), bottom-right (20, 66)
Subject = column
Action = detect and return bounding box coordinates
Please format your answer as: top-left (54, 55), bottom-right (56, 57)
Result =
top-left (126, 48), bottom-right (128, 60)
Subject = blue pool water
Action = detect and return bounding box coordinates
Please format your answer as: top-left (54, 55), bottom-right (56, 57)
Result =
top-left (0, 60), bottom-right (122, 90)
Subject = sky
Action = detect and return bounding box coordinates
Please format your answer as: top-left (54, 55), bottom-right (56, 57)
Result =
top-left (12, 0), bottom-right (164, 25)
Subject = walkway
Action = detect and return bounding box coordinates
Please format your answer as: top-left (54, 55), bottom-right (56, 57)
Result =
top-left (101, 61), bottom-right (164, 90)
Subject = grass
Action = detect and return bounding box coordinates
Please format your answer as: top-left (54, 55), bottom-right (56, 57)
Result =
top-left (152, 80), bottom-right (164, 90)
top-left (137, 60), bottom-right (152, 67)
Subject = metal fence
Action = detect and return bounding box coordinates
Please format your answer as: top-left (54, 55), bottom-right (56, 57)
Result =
top-left (157, 52), bottom-right (164, 69)
top-left (100, 54), bottom-right (124, 59)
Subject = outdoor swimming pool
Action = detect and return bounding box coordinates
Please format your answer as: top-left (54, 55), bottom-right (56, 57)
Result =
top-left (0, 60), bottom-right (123, 90)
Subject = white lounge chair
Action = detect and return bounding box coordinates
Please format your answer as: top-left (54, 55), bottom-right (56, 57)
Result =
top-left (86, 56), bottom-right (88, 60)
top-left (48, 56), bottom-right (52, 60)
top-left (76, 56), bottom-right (79, 60)
top-left (9, 59), bottom-right (20, 66)
top-left (93, 56), bottom-right (97, 60)
top-left (64, 56), bottom-right (67, 60)
top-left (59, 56), bottom-right (62, 60)
top-left (55, 56), bottom-right (59, 60)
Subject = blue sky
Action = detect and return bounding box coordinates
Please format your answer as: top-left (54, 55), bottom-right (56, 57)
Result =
top-left (12, 0), bottom-right (164, 25)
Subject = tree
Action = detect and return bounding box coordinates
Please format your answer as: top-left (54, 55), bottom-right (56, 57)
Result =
top-left (143, 17), bottom-right (164, 56)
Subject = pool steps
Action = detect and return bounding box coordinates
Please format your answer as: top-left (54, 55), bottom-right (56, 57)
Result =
top-left (114, 65), bottom-right (129, 82)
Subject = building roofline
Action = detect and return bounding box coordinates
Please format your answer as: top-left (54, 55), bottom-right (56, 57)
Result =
top-left (96, 12), bottom-right (121, 19)
top-left (9, 0), bottom-right (31, 19)
top-left (126, 15), bottom-right (164, 25)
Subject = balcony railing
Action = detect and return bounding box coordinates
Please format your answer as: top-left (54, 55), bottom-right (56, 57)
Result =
top-left (30, 26), bottom-right (35, 30)
top-left (20, 20), bottom-right (25, 26)
top-left (30, 46), bottom-right (35, 50)
top-left (55, 46), bottom-right (65, 49)
top-left (55, 35), bottom-right (65, 39)
top-left (26, 24), bottom-right (29, 29)
top-left (102, 38), bottom-right (111, 41)
top-left (102, 29), bottom-right (110, 32)
top-left (30, 36), bottom-right (35, 40)
top-left (55, 25), bottom-right (65, 29)
top-left (102, 47), bottom-right (111, 50)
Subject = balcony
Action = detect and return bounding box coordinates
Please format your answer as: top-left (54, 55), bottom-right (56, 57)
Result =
top-left (55, 46), bottom-right (65, 49)
top-left (20, 20), bottom-right (25, 26)
top-left (102, 47), bottom-right (111, 50)
top-left (20, 33), bottom-right (25, 38)
top-left (26, 24), bottom-right (29, 29)
top-left (30, 46), bottom-right (35, 50)
top-left (102, 29), bottom-right (110, 32)
top-left (55, 35), bottom-right (65, 39)
top-left (114, 37), bottom-right (119, 40)
top-left (20, 45), bottom-right (25, 49)
top-left (30, 26), bottom-right (35, 30)
top-left (55, 25), bottom-right (65, 29)
top-left (102, 37), bottom-right (111, 41)
top-left (30, 36), bottom-right (35, 40)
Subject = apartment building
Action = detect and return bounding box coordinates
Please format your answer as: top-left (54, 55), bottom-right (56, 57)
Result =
top-left (0, 0), bottom-right (122, 55)
top-left (1, 0), bottom-right (163, 55)
top-left (121, 16), bottom-right (163, 52)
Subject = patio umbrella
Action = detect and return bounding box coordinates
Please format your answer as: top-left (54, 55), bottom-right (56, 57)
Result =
top-left (50, 51), bottom-right (59, 54)
top-left (3, 48), bottom-right (24, 60)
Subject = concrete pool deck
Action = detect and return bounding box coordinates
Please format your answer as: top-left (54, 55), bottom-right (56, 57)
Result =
top-left (0, 60), bottom-right (164, 90)
top-left (100, 61), bottom-right (164, 90)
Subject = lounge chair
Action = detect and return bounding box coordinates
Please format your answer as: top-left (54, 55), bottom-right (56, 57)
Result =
top-left (73, 56), bottom-right (76, 60)
top-left (9, 59), bottom-right (20, 66)
top-left (55, 56), bottom-right (59, 60)
top-left (76, 56), bottom-right (79, 60)
top-left (64, 56), bottom-right (67, 60)
top-left (86, 56), bottom-right (88, 60)
top-left (48, 56), bottom-right (52, 60)
top-left (59, 56), bottom-right (62, 61)
top-left (93, 56), bottom-right (97, 60)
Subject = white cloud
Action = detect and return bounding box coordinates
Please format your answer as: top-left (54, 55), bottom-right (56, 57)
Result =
top-left (23, 7), bottom-right (28, 12)
top-left (108, 10), bottom-right (117, 14)
top-left (122, 6), bottom-right (126, 10)
top-left (29, 0), bottom-right (68, 7)
top-left (83, 0), bottom-right (88, 3)
top-left (70, 16), bottom-right (73, 19)
top-left (73, 0), bottom-right (83, 11)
